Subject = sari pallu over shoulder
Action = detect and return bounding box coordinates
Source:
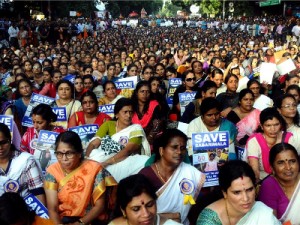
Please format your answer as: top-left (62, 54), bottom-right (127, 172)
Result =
top-left (44, 160), bottom-right (117, 220)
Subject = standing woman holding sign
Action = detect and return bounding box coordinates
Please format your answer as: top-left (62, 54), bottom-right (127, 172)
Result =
top-left (50, 80), bottom-right (81, 122)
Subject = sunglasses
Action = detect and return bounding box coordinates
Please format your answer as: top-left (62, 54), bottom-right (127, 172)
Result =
top-left (185, 77), bottom-right (196, 82)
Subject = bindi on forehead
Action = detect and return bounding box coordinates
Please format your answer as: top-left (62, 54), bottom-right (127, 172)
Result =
top-left (141, 200), bottom-right (144, 205)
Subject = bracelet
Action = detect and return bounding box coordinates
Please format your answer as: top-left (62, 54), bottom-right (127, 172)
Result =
top-left (78, 218), bottom-right (85, 225)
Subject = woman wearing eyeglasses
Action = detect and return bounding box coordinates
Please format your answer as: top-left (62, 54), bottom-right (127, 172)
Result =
top-left (171, 71), bottom-right (198, 120)
top-left (275, 94), bottom-right (300, 153)
top-left (0, 123), bottom-right (46, 206)
top-left (44, 131), bottom-right (117, 225)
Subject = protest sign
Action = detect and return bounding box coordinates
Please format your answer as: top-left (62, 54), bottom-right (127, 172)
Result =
top-left (51, 107), bottom-right (68, 129)
top-left (68, 124), bottom-right (99, 151)
top-left (63, 74), bottom-right (75, 83)
top-left (24, 193), bottom-right (49, 219)
top-left (179, 91), bottom-right (196, 116)
top-left (259, 62), bottom-right (277, 85)
top-left (99, 104), bottom-right (115, 118)
top-left (192, 131), bottom-right (229, 187)
top-left (31, 130), bottom-right (59, 173)
top-left (0, 115), bottom-right (13, 139)
top-left (115, 76), bottom-right (137, 98)
top-left (167, 78), bottom-right (182, 107)
top-left (277, 58), bottom-right (296, 75)
top-left (22, 93), bottom-right (55, 127)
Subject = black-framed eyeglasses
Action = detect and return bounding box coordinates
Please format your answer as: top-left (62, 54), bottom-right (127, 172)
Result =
top-left (54, 151), bottom-right (77, 159)
top-left (185, 77), bottom-right (196, 82)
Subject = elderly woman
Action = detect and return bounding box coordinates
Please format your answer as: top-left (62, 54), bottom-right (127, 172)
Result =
top-left (86, 98), bottom-right (151, 182)
top-left (258, 143), bottom-right (300, 224)
top-left (68, 90), bottom-right (111, 128)
top-left (197, 160), bottom-right (280, 225)
top-left (140, 129), bottom-right (206, 224)
top-left (50, 79), bottom-right (81, 122)
top-left (187, 97), bottom-right (237, 160)
top-left (0, 123), bottom-right (45, 205)
top-left (246, 107), bottom-right (295, 182)
top-left (109, 174), bottom-right (183, 225)
top-left (44, 131), bottom-right (117, 225)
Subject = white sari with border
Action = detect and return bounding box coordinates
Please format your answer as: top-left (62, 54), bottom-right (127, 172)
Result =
top-left (237, 201), bottom-right (281, 225)
top-left (156, 162), bottom-right (205, 225)
top-left (89, 123), bottom-right (150, 182)
top-left (279, 179), bottom-right (300, 225)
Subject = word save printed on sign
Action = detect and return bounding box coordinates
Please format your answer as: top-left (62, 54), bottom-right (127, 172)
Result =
top-left (52, 107), bottom-right (67, 121)
top-left (192, 131), bottom-right (229, 150)
top-left (32, 93), bottom-right (54, 104)
top-left (0, 115), bottom-right (13, 130)
top-left (24, 194), bottom-right (49, 219)
top-left (99, 104), bottom-right (115, 114)
top-left (38, 130), bottom-right (59, 144)
top-left (69, 124), bottom-right (99, 135)
top-left (169, 78), bottom-right (182, 87)
top-left (179, 92), bottom-right (196, 102)
top-left (115, 81), bottom-right (134, 89)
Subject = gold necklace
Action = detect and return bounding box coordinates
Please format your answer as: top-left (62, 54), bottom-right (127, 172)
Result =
top-left (155, 163), bottom-right (166, 183)
top-left (225, 200), bottom-right (232, 225)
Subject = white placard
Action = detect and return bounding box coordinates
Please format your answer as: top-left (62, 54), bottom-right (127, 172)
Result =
top-left (69, 11), bottom-right (76, 17)
top-left (276, 58), bottom-right (296, 75)
top-left (259, 62), bottom-right (277, 85)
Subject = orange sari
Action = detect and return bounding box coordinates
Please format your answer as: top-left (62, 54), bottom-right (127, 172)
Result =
top-left (44, 160), bottom-right (117, 220)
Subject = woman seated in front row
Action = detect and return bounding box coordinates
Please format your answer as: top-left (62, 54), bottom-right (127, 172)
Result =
top-left (86, 98), bottom-right (151, 182)
top-left (197, 160), bottom-right (281, 225)
top-left (44, 131), bottom-right (117, 225)
top-left (109, 174), bottom-right (183, 225)
top-left (139, 129), bottom-right (206, 225)
top-left (258, 143), bottom-right (300, 224)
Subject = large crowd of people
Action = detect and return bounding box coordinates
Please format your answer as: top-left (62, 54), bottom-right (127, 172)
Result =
top-left (1, 14), bottom-right (300, 225)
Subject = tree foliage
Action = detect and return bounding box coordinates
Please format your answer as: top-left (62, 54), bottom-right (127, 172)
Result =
top-left (199, 0), bottom-right (221, 17)
top-left (159, 2), bottom-right (182, 17)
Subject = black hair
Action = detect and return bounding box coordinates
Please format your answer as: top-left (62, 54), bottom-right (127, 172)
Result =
top-left (56, 79), bottom-right (75, 97)
top-left (224, 73), bottom-right (238, 85)
top-left (103, 80), bottom-right (116, 91)
top-left (0, 192), bottom-right (35, 225)
top-left (259, 107), bottom-right (287, 132)
top-left (32, 103), bottom-right (57, 123)
top-left (0, 123), bottom-right (11, 141)
top-left (238, 89), bottom-right (254, 104)
top-left (114, 98), bottom-right (132, 118)
top-left (219, 160), bottom-right (256, 192)
top-left (286, 84), bottom-right (300, 97)
top-left (142, 65), bottom-right (154, 75)
top-left (55, 131), bottom-right (83, 155)
top-left (195, 80), bottom-right (217, 99)
top-left (117, 174), bottom-right (157, 211)
top-left (200, 97), bottom-right (222, 116)
top-left (80, 90), bottom-right (99, 111)
top-left (131, 81), bottom-right (150, 115)
top-left (247, 79), bottom-right (260, 89)
top-left (181, 70), bottom-right (195, 82)
top-left (210, 68), bottom-right (223, 78)
top-left (153, 129), bottom-right (188, 162)
top-left (269, 143), bottom-right (299, 168)
top-left (274, 94), bottom-right (300, 127)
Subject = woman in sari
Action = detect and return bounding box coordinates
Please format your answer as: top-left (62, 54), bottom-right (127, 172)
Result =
top-left (98, 81), bottom-right (123, 106)
top-left (68, 90), bottom-right (111, 128)
top-left (44, 131), bottom-right (117, 225)
top-left (50, 80), bottom-right (81, 122)
top-left (139, 129), bottom-right (205, 225)
top-left (187, 97), bottom-right (237, 159)
top-left (109, 174), bottom-right (183, 225)
top-left (246, 107), bottom-right (295, 182)
top-left (258, 143), bottom-right (300, 224)
top-left (197, 160), bottom-right (280, 225)
top-left (131, 81), bottom-right (165, 147)
top-left (86, 98), bottom-right (151, 182)
top-left (227, 89), bottom-right (261, 159)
